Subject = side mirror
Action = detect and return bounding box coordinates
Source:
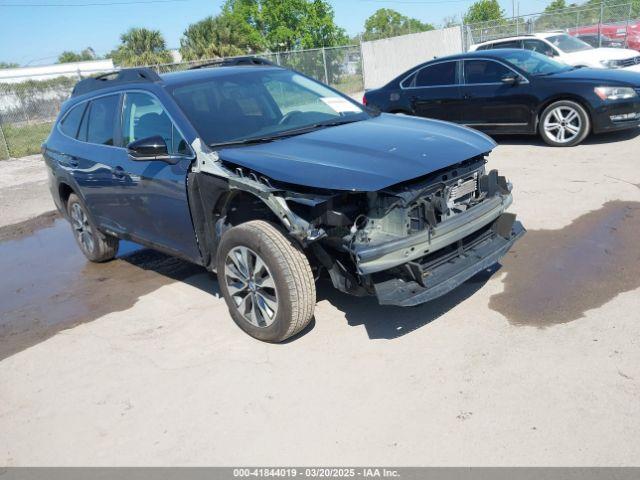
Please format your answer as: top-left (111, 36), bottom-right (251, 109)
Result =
top-left (501, 74), bottom-right (519, 85)
top-left (127, 136), bottom-right (173, 162)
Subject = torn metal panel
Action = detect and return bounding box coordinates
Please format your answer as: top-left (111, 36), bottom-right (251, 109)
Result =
top-left (189, 138), bottom-right (229, 177)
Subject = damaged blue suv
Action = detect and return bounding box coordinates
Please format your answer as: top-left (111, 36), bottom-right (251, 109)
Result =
top-left (43, 57), bottom-right (524, 342)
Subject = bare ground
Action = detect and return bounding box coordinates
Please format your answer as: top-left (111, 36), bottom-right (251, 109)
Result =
top-left (1, 130), bottom-right (639, 466)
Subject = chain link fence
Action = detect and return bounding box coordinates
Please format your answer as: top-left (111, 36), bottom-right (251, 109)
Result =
top-left (0, 44), bottom-right (363, 160)
top-left (462, 1), bottom-right (640, 51)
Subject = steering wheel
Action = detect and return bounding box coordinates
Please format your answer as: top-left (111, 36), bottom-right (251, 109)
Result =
top-left (278, 110), bottom-right (304, 125)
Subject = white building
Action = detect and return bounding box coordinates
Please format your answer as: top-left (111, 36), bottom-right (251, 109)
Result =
top-left (0, 59), bottom-right (115, 84)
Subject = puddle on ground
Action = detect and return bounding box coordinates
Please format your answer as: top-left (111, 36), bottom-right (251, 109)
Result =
top-left (490, 201), bottom-right (640, 327)
top-left (2, 201), bottom-right (639, 358)
top-left (0, 217), bottom-right (213, 361)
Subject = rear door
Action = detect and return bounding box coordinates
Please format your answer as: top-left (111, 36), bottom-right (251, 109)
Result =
top-left (70, 93), bottom-right (126, 232)
top-left (460, 58), bottom-right (536, 132)
top-left (403, 60), bottom-right (464, 122)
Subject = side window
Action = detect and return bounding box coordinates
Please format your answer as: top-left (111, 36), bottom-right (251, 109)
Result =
top-left (464, 60), bottom-right (512, 84)
top-left (59, 103), bottom-right (86, 139)
top-left (523, 39), bottom-right (555, 57)
top-left (85, 95), bottom-right (119, 146)
top-left (415, 61), bottom-right (457, 87)
top-left (481, 40), bottom-right (522, 50)
top-left (121, 92), bottom-right (189, 156)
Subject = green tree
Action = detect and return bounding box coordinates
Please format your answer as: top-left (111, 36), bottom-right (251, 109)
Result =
top-left (534, 0), bottom-right (591, 31)
top-left (57, 48), bottom-right (95, 64)
top-left (180, 13), bottom-right (262, 60)
top-left (363, 8), bottom-right (435, 40)
top-left (223, 0), bottom-right (348, 51)
top-left (110, 28), bottom-right (173, 67)
top-left (463, 0), bottom-right (505, 24)
top-left (0, 61), bottom-right (19, 69)
top-left (545, 0), bottom-right (567, 10)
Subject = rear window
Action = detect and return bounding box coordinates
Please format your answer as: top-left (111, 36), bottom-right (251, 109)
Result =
top-left (85, 95), bottom-right (119, 146)
top-left (59, 103), bottom-right (86, 139)
top-left (414, 61), bottom-right (457, 87)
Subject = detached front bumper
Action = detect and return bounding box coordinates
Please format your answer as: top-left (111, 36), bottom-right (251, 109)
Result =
top-left (372, 213), bottom-right (525, 307)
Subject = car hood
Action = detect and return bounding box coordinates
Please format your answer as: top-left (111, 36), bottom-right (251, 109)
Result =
top-left (563, 47), bottom-right (640, 63)
top-left (548, 66), bottom-right (640, 84)
top-left (217, 114), bottom-right (496, 191)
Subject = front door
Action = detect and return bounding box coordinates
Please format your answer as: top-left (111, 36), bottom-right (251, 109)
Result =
top-left (110, 91), bottom-right (201, 261)
top-left (460, 59), bottom-right (536, 133)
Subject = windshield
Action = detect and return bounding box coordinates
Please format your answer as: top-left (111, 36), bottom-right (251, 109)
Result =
top-left (546, 34), bottom-right (593, 52)
top-left (169, 69), bottom-right (369, 146)
top-left (495, 49), bottom-right (573, 75)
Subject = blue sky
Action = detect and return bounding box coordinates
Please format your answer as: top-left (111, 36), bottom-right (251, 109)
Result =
top-left (0, 0), bottom-right (541, 65)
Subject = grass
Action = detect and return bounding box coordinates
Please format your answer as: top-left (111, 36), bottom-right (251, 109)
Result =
top-left (0, 121), bottom-right (53, 160)
top-left (331, 74), bottom-right (364, 95)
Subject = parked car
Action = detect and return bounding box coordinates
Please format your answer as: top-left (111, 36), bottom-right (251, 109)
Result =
top-left (470, 32), bottom-right (640, 71)
top-left (569, 22), bottom-right (640, 52)
top-left (43, 59), bottom-right (524, 342)
top-left (574, 33), bottom-right (624, 49)
top-left (363, 49), bottom-right (640, 147)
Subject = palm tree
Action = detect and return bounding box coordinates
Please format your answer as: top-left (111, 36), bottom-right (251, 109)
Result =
top-left (111, 28), bottom-right (173, 67)
top-left (180, 15), bottom-right (262, 61)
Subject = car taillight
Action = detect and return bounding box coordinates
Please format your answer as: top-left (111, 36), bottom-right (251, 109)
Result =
top-left (362, 94), bottom-right (367, 106)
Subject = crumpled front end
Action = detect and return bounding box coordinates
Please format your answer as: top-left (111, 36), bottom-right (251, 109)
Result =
top-left (193, 135), bottom-right (524, 308)
top-left (335, 156), bottom-right (525, 306)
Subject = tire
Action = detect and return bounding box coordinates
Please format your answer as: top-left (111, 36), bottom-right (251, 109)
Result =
top-left (216, 220), bottom-right (316, 342)
top-left (67, 193), bottom-right (119, 262)
top-left (539, 100), bottom-right (590, 147)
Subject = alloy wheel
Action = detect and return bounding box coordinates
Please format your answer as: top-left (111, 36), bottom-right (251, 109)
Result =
top-left (70, 202), bottom-right (95, 255)
top-left (543, 106), bottom-right (582, 144)
top-left (224, 246), bottom-right (278, 328)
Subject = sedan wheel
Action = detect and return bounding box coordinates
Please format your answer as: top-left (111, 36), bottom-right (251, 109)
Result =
top-left (539, 100), bottom-right (590, 147)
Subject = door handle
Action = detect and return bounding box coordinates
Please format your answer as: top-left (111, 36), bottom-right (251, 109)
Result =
top-left (111, 166), bottom-right (126, 178)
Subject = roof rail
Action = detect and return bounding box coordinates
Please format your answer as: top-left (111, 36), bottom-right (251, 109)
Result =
top-left (188, 56), bottom-right (275, 70)
top-left (71, 67), bottom-right (162, 97)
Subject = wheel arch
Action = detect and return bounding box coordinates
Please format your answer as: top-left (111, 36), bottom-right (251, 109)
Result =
top-left (57, 181), bottom-right (75, 207)
top-left (187, 172), bottom-right (306, 270)
top-left (537, 95), bottom-right (594, 129)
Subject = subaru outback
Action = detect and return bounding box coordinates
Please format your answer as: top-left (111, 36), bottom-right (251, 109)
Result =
top-left (43, 58), bottom-right (524, 342)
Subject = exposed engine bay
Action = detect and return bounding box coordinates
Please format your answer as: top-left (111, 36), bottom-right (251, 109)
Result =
top-left (189, 140), bottom-right (524, 307)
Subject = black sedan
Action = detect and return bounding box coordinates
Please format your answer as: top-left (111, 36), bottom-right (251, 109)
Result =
top-left (363, 49), bottom-right (640, 146)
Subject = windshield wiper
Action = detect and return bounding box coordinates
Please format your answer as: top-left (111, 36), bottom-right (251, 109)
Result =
top-left (209, 118), bottom-right (363, 149)
top-left (209, 137), bottom-right (279, 148)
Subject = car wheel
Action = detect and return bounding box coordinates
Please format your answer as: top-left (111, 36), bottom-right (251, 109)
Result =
top-left (539, 100), bottom-right (590, 147)
top-left (217, 220), bottom-right (316, 342)
top-left (67, 193), bottom-right (119, 262)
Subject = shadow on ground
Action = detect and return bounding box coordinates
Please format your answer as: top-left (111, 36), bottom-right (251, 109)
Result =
top-left (491, 127), bottom-right (640, 147)
top-left (316, 265), bottom-right (499, 340)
